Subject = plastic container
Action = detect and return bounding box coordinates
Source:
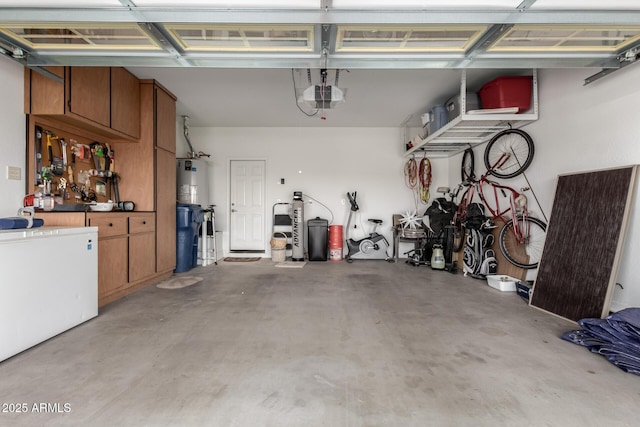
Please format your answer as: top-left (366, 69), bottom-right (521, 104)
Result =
top-left (478, 76), bottom-right (533, 113)
top-left (516, 281), bottom-right (533, 302)
top-left (486, 275), bottom-right (518, 292)
top-left (426, 104), bottom-right (448, 135)
top-left (446, 91), bottom-right (481, 121)
top-left (328, 225), bottom-right (343, 261)
top-left (175, 203), bottom-right (204, 273)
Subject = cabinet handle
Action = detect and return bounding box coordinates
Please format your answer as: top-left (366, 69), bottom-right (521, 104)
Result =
top-left (108, 223), bottom-right (113, 227)
top-left (142, 221), bottom-right (146, 224)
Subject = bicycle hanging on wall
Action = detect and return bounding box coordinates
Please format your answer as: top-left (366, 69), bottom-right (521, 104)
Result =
top-left (449, 127), bottom-right (547, 269)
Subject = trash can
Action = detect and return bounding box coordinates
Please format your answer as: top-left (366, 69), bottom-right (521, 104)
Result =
top-left (307, 217), bottom-right (328, 261)
top-left (175, 203), bottom-right (205, 273)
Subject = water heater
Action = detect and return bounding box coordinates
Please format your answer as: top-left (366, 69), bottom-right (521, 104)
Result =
top-left (176, 158), bottom-right (210, 207)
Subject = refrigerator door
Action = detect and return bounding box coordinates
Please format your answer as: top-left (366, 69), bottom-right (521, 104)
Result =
top-left (0, 226), bottom-right (98, 362)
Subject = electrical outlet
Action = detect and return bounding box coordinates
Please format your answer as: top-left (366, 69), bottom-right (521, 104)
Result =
top-left (6, 166), bottom-right (21, 180)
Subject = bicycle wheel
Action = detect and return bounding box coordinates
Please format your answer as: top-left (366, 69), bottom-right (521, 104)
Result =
top-left (499, 216), bottom-right (547, 269)
top-left (461, 148), bottom-right (475, 183)
top-left (484, 129), bottom-right (535, 179)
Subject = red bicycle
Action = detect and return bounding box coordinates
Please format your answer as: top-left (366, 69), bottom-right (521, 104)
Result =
top-left (451, 129), bottom-right (547, 269)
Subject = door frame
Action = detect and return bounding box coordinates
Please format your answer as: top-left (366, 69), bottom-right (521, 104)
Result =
top-left (228, 158), bottom-right (267, 253)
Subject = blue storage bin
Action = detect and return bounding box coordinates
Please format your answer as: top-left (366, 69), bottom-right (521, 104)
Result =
top-left (430, 104), bottom-right (448, 131)
top-left (175, 203), bottom-right (204, 273)
top-left (425, 104), bottom-right (448, 136)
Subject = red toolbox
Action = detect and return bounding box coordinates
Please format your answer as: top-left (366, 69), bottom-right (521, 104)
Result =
top-left (478, 75), bottom-right (533, 113)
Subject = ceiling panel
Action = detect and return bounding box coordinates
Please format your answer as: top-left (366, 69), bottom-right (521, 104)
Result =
top-left (530, 0), bottom-right (640, 10)
top-left (332, 0), bottom-right (521, 8)
top-left (165, 24), bottom-right (314, 52)
top-left (490, 25), bottom-right (640, 52)
top-left (335, 25), bottom-right (487, 52)
top-left (0, 2), bottom-right (639, 72)
top-left (134, 0), bottom-right (320, 7)
top-left (0, 0), bottom-right (120, 5)
top-left (0, 23), bottom-right (161, 50)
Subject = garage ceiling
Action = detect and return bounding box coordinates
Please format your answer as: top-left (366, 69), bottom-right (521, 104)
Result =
top-left (1, 1), bottom-right (640, 128)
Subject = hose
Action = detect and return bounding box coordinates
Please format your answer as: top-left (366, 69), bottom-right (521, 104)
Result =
top-left (419, 157), bottom-right (432, 204)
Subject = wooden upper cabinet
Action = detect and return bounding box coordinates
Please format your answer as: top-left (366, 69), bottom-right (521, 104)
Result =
top-left (25, 66), bottom-right (140, 142)
top-left (155, 85), bottom-right (177, 153)
top-left (111, 67), bottom-right (141, 139)
top-left (25, 67), bottom-right (65, 115)
top-left (67, 67), bottom-right (111, 128)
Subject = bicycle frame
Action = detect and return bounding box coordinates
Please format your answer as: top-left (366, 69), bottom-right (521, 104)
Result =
top-left (459, 153), bottom-right (533, 246)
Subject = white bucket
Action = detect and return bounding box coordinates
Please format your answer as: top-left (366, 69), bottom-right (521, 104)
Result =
top-left (272, 249), bottom-right (286, 263)
top-left (329, 248), bottom-right (343, 261)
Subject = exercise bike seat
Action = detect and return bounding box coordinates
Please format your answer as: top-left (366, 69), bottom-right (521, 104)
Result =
top-left (368, 219), bottom-right (383, 224)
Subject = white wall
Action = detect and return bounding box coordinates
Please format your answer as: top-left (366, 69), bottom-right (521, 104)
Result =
top-left (0, 57), bottom-right (27, 217)
top-left (449, 65), bottom-right (640, 311)
top-left (179, 127), bottom-right (450, 258)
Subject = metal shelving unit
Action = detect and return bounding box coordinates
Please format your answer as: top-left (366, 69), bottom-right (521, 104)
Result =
top-left (405, 69), bottom-right (538, 158)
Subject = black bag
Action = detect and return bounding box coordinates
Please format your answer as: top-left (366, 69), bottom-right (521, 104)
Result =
top-left (465, 202), bottom-right (486, 230)
top-left (425, 198), bottom-right (456, 235)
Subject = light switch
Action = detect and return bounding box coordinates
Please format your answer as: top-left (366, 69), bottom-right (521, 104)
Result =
top-left (6, 166), bottom-right (21, 180)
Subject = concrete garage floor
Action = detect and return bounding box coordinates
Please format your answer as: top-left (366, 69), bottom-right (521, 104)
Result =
top-left (1, 259), bottom-right (639, 426)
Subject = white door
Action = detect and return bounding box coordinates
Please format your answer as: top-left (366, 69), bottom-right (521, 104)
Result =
top-left (229, 160), bottom-right (266, 251)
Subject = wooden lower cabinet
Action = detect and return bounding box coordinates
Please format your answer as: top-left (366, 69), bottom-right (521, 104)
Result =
top-left (129, 213), bottom-right (156, 283)
top-left (98, 236), bottom-right (128, 300)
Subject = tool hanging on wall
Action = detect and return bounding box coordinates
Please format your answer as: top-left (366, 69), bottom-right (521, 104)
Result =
top-left (43, 130), bottom-right (64, 176)
top-left (67, 165), bottom-right (96, 202)
top-left (34, 126), bottom-right (43, 185)
top-left (60, 138), bottom-right (67, 169)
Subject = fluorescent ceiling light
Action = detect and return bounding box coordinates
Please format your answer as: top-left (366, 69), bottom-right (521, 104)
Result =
top-left (133, 0), bottom-right (320, 8)
top-left (333, 0), bottom-right (521, 8)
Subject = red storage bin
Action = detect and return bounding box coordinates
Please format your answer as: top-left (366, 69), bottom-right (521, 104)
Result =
top-left (478, 76), bottom-right (533, 113)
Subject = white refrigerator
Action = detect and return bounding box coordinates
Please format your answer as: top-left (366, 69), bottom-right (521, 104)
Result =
top-left (0, 226), bottom-right (98, 362)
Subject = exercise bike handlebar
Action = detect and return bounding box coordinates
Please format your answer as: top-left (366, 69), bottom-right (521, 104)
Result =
top-left (347, 191), bottom-right (359, 212)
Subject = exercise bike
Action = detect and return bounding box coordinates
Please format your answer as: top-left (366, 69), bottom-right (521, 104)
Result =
top-left (345, 191), bottom-right (391, 262)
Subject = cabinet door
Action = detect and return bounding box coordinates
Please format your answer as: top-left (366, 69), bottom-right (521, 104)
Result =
top-left (129, 232), bottom-right (156, 283)
top-left (68, 67), bottom-right (110, 127)
top-left (155, 86), bottom-right (176, 153)
top-left (26, 67), bottom-right (64, 115)
top-left (98, 236), bottom-right (128, 301)
top-left (156, 147), bottom-right (177, 272)
top-left (111, 67), bottom-right (141, 139)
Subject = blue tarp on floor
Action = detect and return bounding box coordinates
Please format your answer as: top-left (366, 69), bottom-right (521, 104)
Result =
top-left (562, 307), bottom-right (640, 375)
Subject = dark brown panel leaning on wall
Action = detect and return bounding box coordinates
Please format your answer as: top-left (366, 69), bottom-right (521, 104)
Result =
top-left (530, 165), bottom-right (638, 322)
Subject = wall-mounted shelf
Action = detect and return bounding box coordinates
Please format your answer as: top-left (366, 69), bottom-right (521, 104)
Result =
top-left (405, 69), bottom-right (538, 158)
